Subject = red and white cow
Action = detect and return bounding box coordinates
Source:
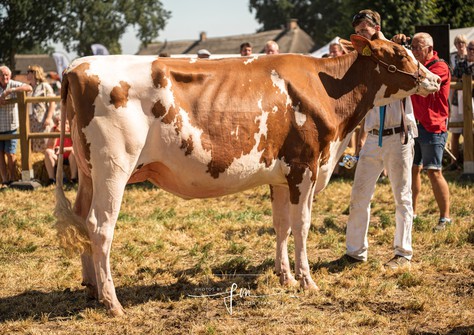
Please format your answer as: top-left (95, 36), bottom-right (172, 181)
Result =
top-left (55, 35), bottom-right (440, 315)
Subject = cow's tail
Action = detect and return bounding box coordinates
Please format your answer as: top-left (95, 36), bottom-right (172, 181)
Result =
top-left (54, 72), bottom-right (91, 256)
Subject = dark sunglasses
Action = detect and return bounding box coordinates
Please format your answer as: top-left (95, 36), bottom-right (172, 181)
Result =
top-left (352, 13), bottom-right (379, 27)
top-left (27, 69), bottom-right (35, 73)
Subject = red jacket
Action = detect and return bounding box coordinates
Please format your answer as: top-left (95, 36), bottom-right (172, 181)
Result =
top-left (410, 51), bottom-right (451, 133)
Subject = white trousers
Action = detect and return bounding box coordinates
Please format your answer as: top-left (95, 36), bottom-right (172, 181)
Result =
top-left (346, 133), bottom-right (414, 261)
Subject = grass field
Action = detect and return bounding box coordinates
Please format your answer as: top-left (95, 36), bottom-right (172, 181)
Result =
top-left (0, 167), bottom-right (472, 334)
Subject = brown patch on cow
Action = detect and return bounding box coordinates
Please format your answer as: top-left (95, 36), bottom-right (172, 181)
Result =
top-left (181, 137), bottom-right (194, 156)
top-left (170, 70), bottom-right (209, 84)
top-left (151, 59), bottom-right (170, 89)
top-left (110, 81), bottom-right (130, 108)
top-left (63, 62), bottom-right (100, 171)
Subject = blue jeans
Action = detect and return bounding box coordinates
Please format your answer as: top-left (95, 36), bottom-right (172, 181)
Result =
top-left (0, 129), bottom-right (18, 154)
top-left (413, 124), bottom-right (447, 170)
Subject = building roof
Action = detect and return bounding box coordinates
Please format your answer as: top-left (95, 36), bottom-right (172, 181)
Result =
top-left (137, 19), bottom-right (315, 56)
top-left (13, 54), bottom-right (58, 75)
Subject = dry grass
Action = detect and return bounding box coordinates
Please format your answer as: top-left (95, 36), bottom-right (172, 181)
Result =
top-left (0, 165), bottom-right (472, 334)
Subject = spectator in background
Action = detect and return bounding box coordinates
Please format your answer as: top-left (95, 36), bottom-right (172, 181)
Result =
top-left (394, 32), bottom-right (452, 231)
top-left (27, 64), bottom-right (57, 153)
top-left (44, 117), bottom-right (77, 186)
top-left (0, 65), bottom-right (32, 186)
top-left (329, 42), bottom-right (344, 57)
top-left (240, 42), bottom-right (252, 56)
top-left (197, 49), bottom-right (211, 59)
top-left (448, 35), bottom-right (472, 170)
top-left (264, 40), bottom-right (279, 55)
top-left (450, 34), bottom-right (468, 75)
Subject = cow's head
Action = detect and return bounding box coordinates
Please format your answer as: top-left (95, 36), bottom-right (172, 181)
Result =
top-left (348, 34), bottom-right (440, 106)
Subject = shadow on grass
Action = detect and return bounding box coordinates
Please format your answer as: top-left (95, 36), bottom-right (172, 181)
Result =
top-left (312, 254), bottom-right (364, 274)
top-left (409, 325), bottom-right (474, 335)
top-left (0, 261), bottom-right (275, 323)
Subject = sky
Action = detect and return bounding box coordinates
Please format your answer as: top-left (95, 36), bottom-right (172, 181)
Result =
top-left (56, 0), bottom-right (261, 60)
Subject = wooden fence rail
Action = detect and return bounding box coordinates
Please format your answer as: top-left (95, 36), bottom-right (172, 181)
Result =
top-left (0, 76), bottom-right (473, 187)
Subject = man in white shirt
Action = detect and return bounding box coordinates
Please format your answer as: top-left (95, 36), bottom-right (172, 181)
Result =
top-left (343, 9), bottom-right (416, 269)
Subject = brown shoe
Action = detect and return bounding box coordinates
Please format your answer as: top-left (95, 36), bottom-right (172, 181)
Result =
top-left (384, 255), bottom-right (410, 270)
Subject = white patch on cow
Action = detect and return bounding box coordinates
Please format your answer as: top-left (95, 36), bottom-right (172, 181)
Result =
top-left (270, 70), bottom-right (292, 106)
top-left (189, 58), bottom-right (197, 64)
top-left (176, 107), bottom-right (212, 161)
top-left (315, 132), bottom-right (353, 193)
top-left (294, 166), bottom-right (313, 198)
top-left (375, 64), bottom-right (381, 74)
top-left (244, 56), bottom-right (259, 65)
top-left (225, 101), bottom-right (275, 181)
top-left (293, 104), bottom-right (306, 126)
top-left (155, 76), bottom-right (175, 115)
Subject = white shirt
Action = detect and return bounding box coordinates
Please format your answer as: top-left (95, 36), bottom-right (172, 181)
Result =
top-left (364, 99), bottom-right (418, 137)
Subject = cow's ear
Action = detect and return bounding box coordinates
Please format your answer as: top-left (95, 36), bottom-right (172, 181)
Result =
top-left (339, 38), bottom-right (354, 53)
top-left (351, 34), bottom-right (373, 57)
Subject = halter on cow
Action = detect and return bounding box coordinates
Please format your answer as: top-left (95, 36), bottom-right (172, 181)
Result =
top-left (55, 35), bottom-right (440, 315)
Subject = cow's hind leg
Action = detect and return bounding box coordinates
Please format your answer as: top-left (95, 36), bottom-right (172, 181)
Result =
top-left (271, 185), bottom-right (298, 287)
top-left (73, 170), bottom-right (97, 299)
top-left (85, 169), bottom-right (130, 316)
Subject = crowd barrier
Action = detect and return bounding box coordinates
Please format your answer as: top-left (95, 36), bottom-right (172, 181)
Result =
top-left (0, 75), bottom-right (473, 188)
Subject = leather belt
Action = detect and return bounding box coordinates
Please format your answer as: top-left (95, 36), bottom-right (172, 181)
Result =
top-left (369, 126), bottom-right (403, 136)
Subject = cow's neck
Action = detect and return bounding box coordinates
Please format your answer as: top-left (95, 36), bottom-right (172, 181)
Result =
top-left (318, 52), bottom-right (383, 135)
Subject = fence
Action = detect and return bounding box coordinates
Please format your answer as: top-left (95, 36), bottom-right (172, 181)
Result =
top-left (0, 93), bottom-right (63, 184)
top-left (0, 76), bottom-right (473, 187)
top-left (450, 74), bottom-right (474, 179)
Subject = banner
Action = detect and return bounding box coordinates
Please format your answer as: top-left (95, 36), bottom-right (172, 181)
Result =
top-left (91, 44), bottom-right (110, 55)
top-left (52, 52), bottom-right (70, 81)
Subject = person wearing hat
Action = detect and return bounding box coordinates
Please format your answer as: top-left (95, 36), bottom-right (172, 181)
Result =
top-left (197, 49), bottom-right (211, 59)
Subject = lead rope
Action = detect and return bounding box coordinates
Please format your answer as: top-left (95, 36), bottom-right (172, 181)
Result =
top-left (378, 105), bottom-right (386, 147)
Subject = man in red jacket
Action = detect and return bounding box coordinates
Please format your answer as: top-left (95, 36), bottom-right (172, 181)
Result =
top-left (398, 32), bottom-right (452, 231)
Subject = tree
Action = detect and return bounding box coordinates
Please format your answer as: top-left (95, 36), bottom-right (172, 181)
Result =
top-left (248, 0), bottom-right (474, 49)
top-left (57, 0), bottom-right (170, 56)
top-left (0, 0), bottom-right (170, 71)
top-left (0, 0), bottom-right (64, 71)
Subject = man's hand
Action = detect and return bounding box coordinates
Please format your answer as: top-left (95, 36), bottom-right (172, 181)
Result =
top-left (392, 34), bottom-right (411, 46)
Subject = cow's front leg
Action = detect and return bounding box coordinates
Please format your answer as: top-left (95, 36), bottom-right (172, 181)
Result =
top-left (270, 185), bottom-right (298, 287)
top-left (289, 169), bottom-right (318, 290)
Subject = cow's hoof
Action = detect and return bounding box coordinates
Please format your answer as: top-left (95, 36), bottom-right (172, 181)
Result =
top-left (278, 272), bottom-right (298, 287)
top-left (108, 306), bottom-right (125, 317)
top-left (299, 276), bottom-right (319, 291)
top-left (281, 276), bottom-right (298, 288)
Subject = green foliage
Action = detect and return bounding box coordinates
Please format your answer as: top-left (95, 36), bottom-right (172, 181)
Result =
top-left (57, 0), bottom-right (170, 56)
top-left (0, 0), bottom-right (63, 70)
top-left (248, 0), bottom-right (474, 49)
top-left (0, 0), bottom-right (170, 70)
